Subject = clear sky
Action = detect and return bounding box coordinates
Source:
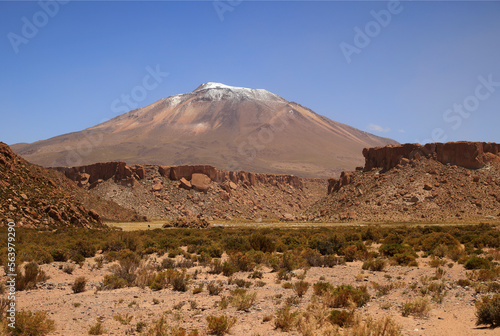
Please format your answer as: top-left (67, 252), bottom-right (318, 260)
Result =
top-left (1, 0), bottom-right (500, 146)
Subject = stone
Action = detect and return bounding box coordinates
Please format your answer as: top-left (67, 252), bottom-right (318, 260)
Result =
top-left (191, 173), bottom-right (211, 192)
top-left (423, 184), bottom-right (433, 190)
top-left (220, 190), bottom-right (230, 202)
top-left (179, 178), bottom-right (191, 190)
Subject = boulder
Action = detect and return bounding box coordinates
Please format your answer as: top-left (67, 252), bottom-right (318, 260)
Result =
top-left (191, 173), bottom-right (211, 192)
top-left (179, 178), bottom-right (191, 190)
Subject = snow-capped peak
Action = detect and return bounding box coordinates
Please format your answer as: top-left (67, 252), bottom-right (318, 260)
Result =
top-left (193, 82), bottom-right (283, 102)
top-left (194, 82), bottom-right (251, 91)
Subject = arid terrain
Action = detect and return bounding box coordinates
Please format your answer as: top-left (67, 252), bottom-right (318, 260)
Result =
top-left (3, 224), bottom-right (500, 336)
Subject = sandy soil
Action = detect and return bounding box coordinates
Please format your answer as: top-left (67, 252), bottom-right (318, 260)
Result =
top-left (8, 247), bottom-right (499, 336)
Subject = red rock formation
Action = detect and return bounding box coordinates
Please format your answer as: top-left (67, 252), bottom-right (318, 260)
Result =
top-left (55, 161), bottom-right (146, 185)
top-left (327, 172), bottom-right (354, 194)
top-left (363, 142), bottom-right (500, 171)
top-left (167, 165), bottom-right (304, 189)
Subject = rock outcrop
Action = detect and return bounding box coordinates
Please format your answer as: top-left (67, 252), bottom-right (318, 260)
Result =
top-left (59, 163), bottom-right (306, 191)
top-left (311, 141), bottom-right (500, 222)
top-left (56, 162), bottom-right (146, 187)
top-left (363, 141), bottom-right (500, 171)
top-left (57, 162), bottom-right (326, 221)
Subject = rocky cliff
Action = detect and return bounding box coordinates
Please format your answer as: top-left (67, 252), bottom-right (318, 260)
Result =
top-left (312, 141), bottom-right (500, 222)
top-left (55, 162), bottom-right (325, 221)
top-left (363, 141), bottom-right (500, 171)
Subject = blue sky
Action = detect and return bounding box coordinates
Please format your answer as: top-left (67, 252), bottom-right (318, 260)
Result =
top-left (1, 0), bottom-right (500, 145)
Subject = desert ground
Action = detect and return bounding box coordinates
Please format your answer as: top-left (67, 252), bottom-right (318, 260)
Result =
top-left (5, 222), bottom-right (500, 336)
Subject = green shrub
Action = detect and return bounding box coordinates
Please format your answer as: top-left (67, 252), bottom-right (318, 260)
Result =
top-left (327, 285), bottom-right (370, 308)
top-left (418, 232), bottom-right (461, 252)
top-left (362, 258), bottom-right (386, 271)
top-left (379, 244), bottom-right (415, 257)
top-left (310, 234), bottom-right (345, 255)
top-left (222, 261), bottom-right (237, 277)
top-left (249, 233), bottom-right (276, 253)
top-left (50, 248), bottom-right (69, 262)
top-left (74, 240), bottom-right (97, 258)
top-left (465, 256), bottom-right (491, 270)
top-left (313, 282), bottom-right (333, 296)
top-left (329, 309), bottom-right (352, 327)
top-left (392, 253), bottom-right (418, 266)
top-left (476, 294), bottom-right (500, 327)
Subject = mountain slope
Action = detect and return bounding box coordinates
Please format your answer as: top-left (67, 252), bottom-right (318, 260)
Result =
top-left (0, 142), bottom-right (139, 228)
top-left (12, 82), bottom-right (397, 178)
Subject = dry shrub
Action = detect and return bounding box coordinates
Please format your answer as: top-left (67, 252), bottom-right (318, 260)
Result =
top-left (169, 269), bottom-right (190, 292)
top-left (329, 309), bottom-right (353, 328)
top-left (106, 250), bottom-right (141, 287)
top-left (6, 310), bottom-right (56, 336)
top-left (230, 289), bottom-right (256, 311)
top-left (208, 259), bottom-right (223, 274)
top-left (296, 300), bottom-right (341, 336)
top-left (401, 297), bottom-right (431, 318)
top-left (206, 314), bottom-right (236, 335)
top-left (347, 314), bottom-right (402, 336)
top-left (15, 262), bottom-right (48, 291)
top-left (71, 276), bottom-right (87, 294)
top-left (135, 265), bottom-right (156, 288)
top-left (293, 280), bottom-right (310, 298)
top-left (62, 264), bottom-right (75, 274)
top-left (207, 281), bottom-right (224, 296)
top-left (475, 294), bottom-right (500, 327)
top-left (229, 252), bottom-right (255, 272)
top-left (275, 305), bottom-right (298, 331)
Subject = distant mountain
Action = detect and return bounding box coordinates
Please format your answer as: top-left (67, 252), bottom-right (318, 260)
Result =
top-left (12, 82), bottom-right (397, 178)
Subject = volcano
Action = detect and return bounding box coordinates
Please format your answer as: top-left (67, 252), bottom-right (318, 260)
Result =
top-left (12, 82), bottom-right (397, 178)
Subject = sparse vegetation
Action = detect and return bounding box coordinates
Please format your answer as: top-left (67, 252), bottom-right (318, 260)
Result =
top-left (2, 224), bottom-right (500, 335)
